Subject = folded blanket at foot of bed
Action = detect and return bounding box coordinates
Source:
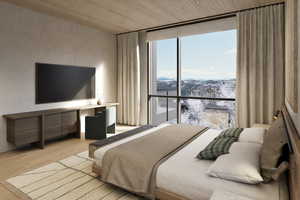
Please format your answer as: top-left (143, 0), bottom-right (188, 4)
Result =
top-left (89, 125), bottom-right (155, 158)
top-left (101, 124), bottom-right (208, 199)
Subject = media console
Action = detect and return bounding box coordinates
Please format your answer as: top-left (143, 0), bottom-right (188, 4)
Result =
top-left (3, 103), bottom-right (118, 149)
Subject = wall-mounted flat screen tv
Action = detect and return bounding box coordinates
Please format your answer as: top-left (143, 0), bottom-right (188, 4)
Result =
top-left (36, 63), bottom-right (95, 104)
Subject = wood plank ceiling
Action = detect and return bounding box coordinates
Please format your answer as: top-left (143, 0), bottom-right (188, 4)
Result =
top-left (2, 0), bottom-right (284, 34)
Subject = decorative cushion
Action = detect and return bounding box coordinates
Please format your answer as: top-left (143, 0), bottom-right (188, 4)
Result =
top-left (207, 142), bottom-right (264, 184)
top-left (260, 115), bottom-right (288, 182)
top-left (238, 128), bottom-right (266, 144)
top-left (197, 137), bottom-right (237, 160)
top-left (197, 128), bottom-right (244, 160)
top-left (219, 128), bottom-right (244, 138)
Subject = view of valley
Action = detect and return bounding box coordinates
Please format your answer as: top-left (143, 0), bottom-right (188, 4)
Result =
top-left (152, 78), bottom-right (236, 129)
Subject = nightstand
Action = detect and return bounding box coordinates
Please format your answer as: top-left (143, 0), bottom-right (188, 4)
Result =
top-left (252, 123), bottom-right (271, 129)
top-left (210, 190), bottom-right (254, 200)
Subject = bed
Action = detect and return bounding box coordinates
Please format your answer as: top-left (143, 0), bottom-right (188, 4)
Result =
top-left (89, 106), bottom-right (298, 200)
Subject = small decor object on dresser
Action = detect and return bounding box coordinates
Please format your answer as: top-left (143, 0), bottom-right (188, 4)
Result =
top-left (210, 190), bottom-right (254, 200)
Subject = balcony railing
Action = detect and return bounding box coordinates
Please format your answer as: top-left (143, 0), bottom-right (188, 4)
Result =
top-left (148, 92), bottom-right (236, 129)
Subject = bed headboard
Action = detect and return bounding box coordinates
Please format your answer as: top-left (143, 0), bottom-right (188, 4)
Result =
top-left (282, 106), bottom-right (300, 200)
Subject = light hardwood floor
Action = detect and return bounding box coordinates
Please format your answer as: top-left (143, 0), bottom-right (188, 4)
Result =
top-left (0, 125), bottom-right (137, 200)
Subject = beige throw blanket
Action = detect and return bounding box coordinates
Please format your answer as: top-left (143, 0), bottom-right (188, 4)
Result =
top-left (101, 124), bottom-right (208, 198)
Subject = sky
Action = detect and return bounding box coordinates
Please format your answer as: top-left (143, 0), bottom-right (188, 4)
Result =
top-left (156, 29), bottom-right (237, 80)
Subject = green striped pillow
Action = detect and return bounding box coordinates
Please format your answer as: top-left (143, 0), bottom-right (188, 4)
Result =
top-left (219, 128), bottom-right (244, 138)
top-left (197, 128), bottom-right (244, 160)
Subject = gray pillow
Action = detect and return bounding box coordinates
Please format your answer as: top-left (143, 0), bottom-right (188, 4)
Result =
top-left (260, 114), bottom-right (288, 182)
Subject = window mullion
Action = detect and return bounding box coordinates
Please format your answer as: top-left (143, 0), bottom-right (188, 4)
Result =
top-left (177, 37), bottom-right (181, 124)
top-left (147, 42), bottom-right (150, 125)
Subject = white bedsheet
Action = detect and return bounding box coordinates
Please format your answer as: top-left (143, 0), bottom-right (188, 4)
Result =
top-left (156, 129), bottom-right (281, 200)
top-left (94, 127), bottom-right (282, 200)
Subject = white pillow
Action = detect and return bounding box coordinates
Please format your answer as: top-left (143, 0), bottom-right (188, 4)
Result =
top-left (207, 143), bottom-right (263, 184)
top-left (229, 142), bottom-right (262, 155)
top-left (239, 128), bottom-right (266, 144)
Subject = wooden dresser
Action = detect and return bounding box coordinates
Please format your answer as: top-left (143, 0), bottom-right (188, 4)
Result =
top-left (3, 103), bottom-right (118, 149)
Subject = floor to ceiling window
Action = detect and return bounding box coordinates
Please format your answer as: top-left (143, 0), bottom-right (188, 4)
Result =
top-left (148, 25), bottom-right (237, 129)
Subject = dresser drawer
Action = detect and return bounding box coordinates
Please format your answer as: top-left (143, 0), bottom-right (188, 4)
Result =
top-left (44, 113), bottom-right (61, 128)
top-left (14, 117), bottom-right (41, 146)
top-left (45, 127), bottom-right (62, 139)
top-left (15, 129), bottom-right (40, 146)
top-left (62, 125), bottom-right (78, 135)
top-left (62, 111), bottom-right (77, 124)
top-left (15, 117), bottom-right (40, 131)
top-left (44, 113), bottom-right (62, 139)
top-left (62, 111), bottom-right (78, 135)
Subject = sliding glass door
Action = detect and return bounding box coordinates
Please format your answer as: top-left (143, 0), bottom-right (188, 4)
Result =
top-left (148, 29), bottom-right (237, 129)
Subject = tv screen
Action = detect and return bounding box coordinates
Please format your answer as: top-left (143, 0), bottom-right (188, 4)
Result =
top-left (36, 63), bottom-right (95, 104)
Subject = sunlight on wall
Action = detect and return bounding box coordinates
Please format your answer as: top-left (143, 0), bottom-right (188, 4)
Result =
top-left (96, 62), bottom-right (106, 103)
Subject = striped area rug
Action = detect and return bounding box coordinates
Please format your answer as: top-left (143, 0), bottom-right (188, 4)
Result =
top-left (2, 151), bottom-right (144, 200)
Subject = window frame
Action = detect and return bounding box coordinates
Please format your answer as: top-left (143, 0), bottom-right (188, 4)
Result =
top-left (147, 37), bottom-right (236, 125)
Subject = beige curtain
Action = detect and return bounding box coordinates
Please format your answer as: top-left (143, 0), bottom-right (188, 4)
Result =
top-left (237, 4), bottom-right (285, 128)
top-left (117, 32), bottom-right (141, 125)
top-left (138, 31), bottom-right (148, 125)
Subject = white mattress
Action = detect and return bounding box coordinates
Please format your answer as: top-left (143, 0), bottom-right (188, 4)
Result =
top-left (94, 127), bottom-right (282, 200)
